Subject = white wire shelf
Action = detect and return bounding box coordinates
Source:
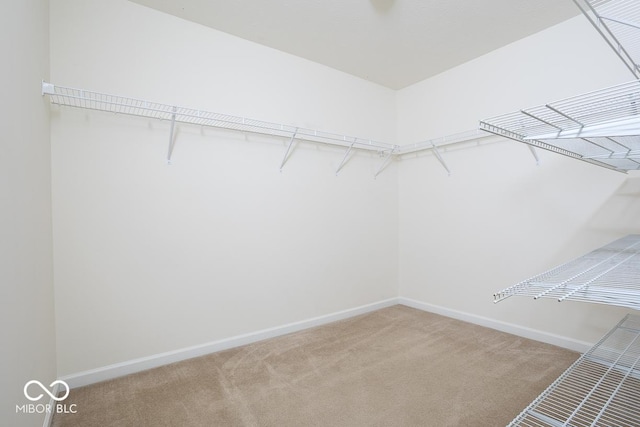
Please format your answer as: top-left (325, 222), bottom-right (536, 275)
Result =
top-left (573, 0), bottom-right (640, 80)
top-left (508, 313), bottom-right (640, 427)
top-left (42, 82), bottom-right (398, 154)
top-left (479, 80), bottom-right (640, 173)
top-left (393, 129), bottom-right (498, 175)
top-left (494, 235), bottom-right (640, 311)
top-left (42, 82), bottom-right (497, 175)
top-left (395, 129), bottom-right (496, 155)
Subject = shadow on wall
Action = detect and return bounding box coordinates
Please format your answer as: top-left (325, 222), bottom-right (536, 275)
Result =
top-left (517, 175), bottom-right (640, 341)
top-left (369, 0), bottom-right (396, 13)
top-left (584, 175), bottom-right (640, 236)
top-left (538, 173), bottom-right (640, 282)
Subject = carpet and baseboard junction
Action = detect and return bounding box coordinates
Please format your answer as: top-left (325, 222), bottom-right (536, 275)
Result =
top-left (52, 305), bottom-right (577, 426)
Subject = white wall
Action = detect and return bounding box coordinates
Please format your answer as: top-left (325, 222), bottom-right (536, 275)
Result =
top-left (397, 16), bottom-right (640, 344)
top-left (50, 0), bottom-right (398, 376)
top-left (0, 1), bottom-right (57, 426)
top-left (49, 0), bottom-right (640, 380)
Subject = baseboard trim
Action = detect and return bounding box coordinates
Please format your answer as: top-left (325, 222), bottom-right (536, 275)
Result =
top-left (398, 297), bottom-right (592, 354)
top-left (41, 381), bottom-right (63, 427)
top-left (60, 296), bottom-right (591, 388)
top-left (41, 395), bottom-right (55, 427)
top-left (60, 297), bottom-right (400, 388)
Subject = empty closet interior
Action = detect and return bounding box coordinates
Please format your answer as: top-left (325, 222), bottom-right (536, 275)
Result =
top-left (6, 0), bottom-right (640, 426)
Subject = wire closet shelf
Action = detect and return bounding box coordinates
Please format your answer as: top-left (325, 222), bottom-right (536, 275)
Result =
top-left (43, 82), bottom-right (502, 175)
top-left (573, 0), bottom-right (640, 79)
top-left (479, 80), bottom-right (640, 173)
top-left (42, 82), bottom-right (398, 153)
top-left (508, 313), bottom-right (640, 427)
top-left (494, 235), bottom-right (640, 310)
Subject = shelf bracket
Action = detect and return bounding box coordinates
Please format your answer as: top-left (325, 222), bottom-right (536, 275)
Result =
top-left (166, 106), bottom-right (177, 165)
top-left (528, 145), bottom-right (540, 165)
top-left (374, 150), bottom-right (394, 178)
top-left (431, 143), bottom-right (451, 175)
top-left (279, 128), bottom-right (298, 172)
top-left (335, 139), bottom-right (356, 175)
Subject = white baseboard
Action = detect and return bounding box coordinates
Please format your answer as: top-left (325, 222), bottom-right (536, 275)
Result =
top-left (41, 382), bottom-right (63, 427)
top-left (60, 296), bottom-right (591, 389)
top-left (42, 396), bottom-right (54, 427)
top-left (398, 297), bottom-right (592, 354)
top-left (60, 297), bottom-right (400, 388)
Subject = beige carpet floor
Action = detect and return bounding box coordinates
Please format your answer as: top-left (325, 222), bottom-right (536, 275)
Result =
top-left (52, 305), bottom-right (578, 426)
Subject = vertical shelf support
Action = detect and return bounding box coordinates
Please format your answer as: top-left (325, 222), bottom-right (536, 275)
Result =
top-left (279, 128), bottom-right (298, 172)
top-left (166, 106), bottom-right (177, 165)
top-left (335, 139), bottom-right (356, 175)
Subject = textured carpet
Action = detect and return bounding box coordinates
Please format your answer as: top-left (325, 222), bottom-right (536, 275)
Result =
top-left (52, 305), bottom-right (578, 426)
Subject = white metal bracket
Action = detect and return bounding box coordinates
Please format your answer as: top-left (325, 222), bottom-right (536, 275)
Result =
top-left (431, 143), bottom-right (451, 176)
top-left (335, 139), bottom-right (356, 175)
top-left (41, 81), bottom-right (55, 96)
top-left (374, 150), bottom-right (395, 178)
top-left (528, 145), bottom-right (540, 165)
top-left (166, 106), bottom-right (177, 165)
top-left (279, 128), bottom-right (298, 172)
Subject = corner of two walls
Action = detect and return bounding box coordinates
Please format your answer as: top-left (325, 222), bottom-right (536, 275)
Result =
top-left (50, 0), bottom-right (399, 377)
top-left (396, 15), bottom-right (640, 346)
top-left (50, 0), bottom-right (640, 381)
top-left (1, 1), bottom-right (57, 426)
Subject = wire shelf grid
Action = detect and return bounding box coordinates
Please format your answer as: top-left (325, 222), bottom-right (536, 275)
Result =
top-left (44, 83), bottom-right (399, 154)
top-left (573, 0), bottom-right (640, 79)
top-left (494, 235), bottom-right (640, 311)
top-left (480, 81), bottom-right (640, 172)
top-left (43, 82), bottom-right (505, 175)
top-left (508, 314), bottom-right (640, 427)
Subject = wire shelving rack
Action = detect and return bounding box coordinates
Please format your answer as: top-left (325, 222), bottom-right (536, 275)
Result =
top-left (42, 82), bottom-right (403, 174)
top-left (573, 0), bottom-right (640, 80)
top-left (508, 313), bottom-right (640, 427)
top-left (494, 235), bottom-right (640, 311)
top-left (479, 80), bottom-right (640, 173)
top-left (43, 83), bottom-right (400, 153)
top-left (42, 82), bottom-right (497, 176)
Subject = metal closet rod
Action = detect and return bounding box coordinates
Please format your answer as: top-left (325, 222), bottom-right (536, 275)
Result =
top-left (41, 82), bottom-right (492, 175)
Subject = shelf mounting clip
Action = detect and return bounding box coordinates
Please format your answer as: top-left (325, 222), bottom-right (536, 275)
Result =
top-left (41, 81), bottom-right (56, 96)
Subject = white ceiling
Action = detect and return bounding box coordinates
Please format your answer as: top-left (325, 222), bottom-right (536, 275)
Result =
top-left (130, 0), bottom-right (580, 89)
